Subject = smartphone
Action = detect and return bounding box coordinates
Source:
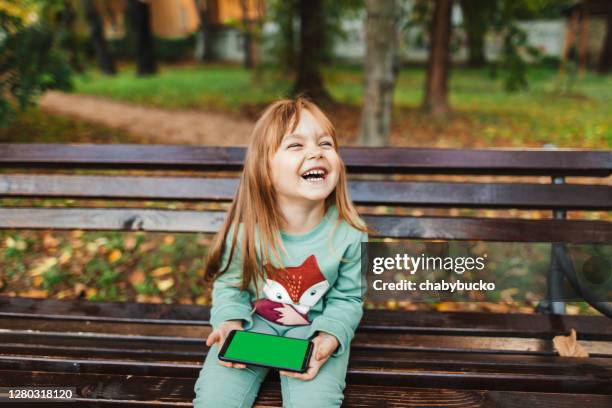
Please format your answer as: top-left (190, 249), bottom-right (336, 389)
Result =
top-left (218, 330), bottom-right (313, 373)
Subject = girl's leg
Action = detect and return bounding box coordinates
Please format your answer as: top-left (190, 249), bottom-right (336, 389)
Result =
top-left (279, 326), bottom-right (350, 408)
top-left (193, 343), bottom-right (269, 408)
top-left (193, 315), bottom-right (277, 408)
top-left (279, 348), bottom-right (350, 408)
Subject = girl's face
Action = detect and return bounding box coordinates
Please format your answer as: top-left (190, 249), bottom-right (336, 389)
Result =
top-left (270, 109), bottom-right (341, 205)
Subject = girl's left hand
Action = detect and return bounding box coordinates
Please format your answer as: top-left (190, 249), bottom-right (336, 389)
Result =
top-left (279, 332), bottom-right (339, 381)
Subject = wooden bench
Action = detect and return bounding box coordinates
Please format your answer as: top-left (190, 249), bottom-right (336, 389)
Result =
top-left (1, 143), bottom-right (611, 407)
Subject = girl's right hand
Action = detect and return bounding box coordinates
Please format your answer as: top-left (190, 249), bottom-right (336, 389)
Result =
top-left (206, 319), bottom-right (248, 369)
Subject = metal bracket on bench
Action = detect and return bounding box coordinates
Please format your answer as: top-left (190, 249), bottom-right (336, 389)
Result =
top-left (553, 243), bottom-right (612, 318)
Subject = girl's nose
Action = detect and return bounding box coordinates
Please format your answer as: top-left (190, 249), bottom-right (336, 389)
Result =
top-left (307, 146), bottom-right (324, 160)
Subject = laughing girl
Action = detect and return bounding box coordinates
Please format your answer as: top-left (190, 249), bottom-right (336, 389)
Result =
top-left (193, 96), bottom-right (368, 407)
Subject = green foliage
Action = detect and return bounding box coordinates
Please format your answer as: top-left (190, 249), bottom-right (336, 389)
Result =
top-left (488, 1), bottom-right (545, 92)
top-left (264, 0), bottom-right (363, 71)
top-left (0, 0), bottom-right (73, 127)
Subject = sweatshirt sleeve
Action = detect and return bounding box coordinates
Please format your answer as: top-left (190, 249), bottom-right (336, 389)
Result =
top-left (306, 230), bottom-right (368, 357)
top-left (209, 226), bottom-right (256, 331)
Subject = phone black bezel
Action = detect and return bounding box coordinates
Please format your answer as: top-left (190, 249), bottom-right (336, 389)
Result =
top-left (218, 329), bottom-right (314, 373)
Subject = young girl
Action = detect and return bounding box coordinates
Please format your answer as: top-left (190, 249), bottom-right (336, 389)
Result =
top-left (193, 96), bottom-right (368, 408)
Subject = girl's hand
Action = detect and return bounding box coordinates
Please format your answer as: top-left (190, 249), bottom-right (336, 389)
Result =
top-left (279, 331), bottom-right (339, 381)
top-left (206, 319), bottom-right (248, 369)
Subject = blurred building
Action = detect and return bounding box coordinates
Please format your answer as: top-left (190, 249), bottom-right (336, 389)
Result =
top-left (91, 0), bottom-right (607, 67)
top-left (97, 0), bottom-right (264, 40)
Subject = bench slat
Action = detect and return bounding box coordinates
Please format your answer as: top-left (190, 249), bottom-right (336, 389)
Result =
top-left (1, 208), bottom-right (610, 243)
top-left (1, 354), bottom-right (610, 394)
top-left (1, 144), bottom-right (610, 176)
top-left (2, 331), bottom-right (611, 361)
top-left (2, 327), bottom-right (610, 357)
top-left (2, 370), bottom-right (610, 408)
top-left (3, 175), bottom-right (611, 210)
top-left (2, 297), bottom-right (610, 340)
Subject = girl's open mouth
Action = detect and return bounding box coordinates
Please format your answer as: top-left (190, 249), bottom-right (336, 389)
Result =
top-left (301, 168), bottom-right (328, 182)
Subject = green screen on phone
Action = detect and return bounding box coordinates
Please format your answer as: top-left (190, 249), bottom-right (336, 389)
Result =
top-left (223, 331), bottom-right (310, 371)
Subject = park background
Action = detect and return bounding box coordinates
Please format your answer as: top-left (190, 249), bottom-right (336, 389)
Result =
top-left (1, 0), bottom-right (610, 315)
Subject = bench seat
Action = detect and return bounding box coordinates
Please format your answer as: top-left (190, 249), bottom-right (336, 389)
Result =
top-left (1, 296), bottom-right (611, 406)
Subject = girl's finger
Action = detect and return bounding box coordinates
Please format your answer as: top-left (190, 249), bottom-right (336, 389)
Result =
top-left (234, 363), bottom-right (247, 369)
top-left (206, 331), bottom-right (218, 346)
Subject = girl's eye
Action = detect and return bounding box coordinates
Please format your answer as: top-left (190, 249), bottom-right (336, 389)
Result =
top-left (287, 143), bottom-right (302, 149)
top-left (320, 141), bottom-right (333, 147)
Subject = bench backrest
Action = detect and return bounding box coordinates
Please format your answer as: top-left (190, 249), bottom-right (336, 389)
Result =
top-left (1, 144), bottom-right (611, 244)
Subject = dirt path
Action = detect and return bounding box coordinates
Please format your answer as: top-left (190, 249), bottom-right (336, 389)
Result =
top-left (40, 91), bottom-right (255, 145)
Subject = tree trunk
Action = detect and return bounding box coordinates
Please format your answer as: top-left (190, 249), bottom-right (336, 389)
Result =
top-left (293, 0), bottom-right (331, 103)
top-left (195, 0), bottom-right (215, 62)
top-left (82, 0), bottom-right (116, 75)
top-left (422, 0), bottom-right (453, 118)
top-left (128, 0), bottom-right (157, 76)
top-left (599, 13), bottom-right (612, 74)
top-left (240, 0), bottom-right (255, 69)
top-left (459, 0), bottom-right (487, 67)
top-left (281, 0), bottom-right (297, 72)
top-left (359, 0), bottom-right (399, 147)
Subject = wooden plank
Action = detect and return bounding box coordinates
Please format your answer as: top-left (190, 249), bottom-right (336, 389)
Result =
top-left (1, 144), bottom-right (610, 176)
top-left (2, 370), bottom-right (611, 408)
top-left (0, 208), bottom-right (610, 243)
top-left (3, 175), bottom-right (611, 210)
top-left (2, 297), bottom-right (611, 340)
top-left (2, 324), bottom-right (612, 360)
top-left (0, 355), bottom-right (610, 394)
top-left (1, 317), bottom-right (611, 356)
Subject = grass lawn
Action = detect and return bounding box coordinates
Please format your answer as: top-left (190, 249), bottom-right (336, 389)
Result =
top-left (0, 108), bottom-right (136, 144)
top-left (73, 63), bottom-right (612, 148)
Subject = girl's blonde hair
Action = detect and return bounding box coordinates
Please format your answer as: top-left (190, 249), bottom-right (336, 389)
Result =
top-left (203, 96), bottom-right (367, 295)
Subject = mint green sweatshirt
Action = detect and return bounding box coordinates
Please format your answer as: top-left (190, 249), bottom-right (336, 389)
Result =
top-left (209, 206), bottom-right (368, 357)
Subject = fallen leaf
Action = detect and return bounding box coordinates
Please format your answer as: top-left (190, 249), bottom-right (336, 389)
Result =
top-left (5, 237), bottom-right (15, 248)
top-left (56, 289), bottom-right (73, 299)
top-left (19, 289), bottom-right (48, 298)
top-left (156, 278), bottom-right (174, 292)
top-left (43, 233), bottom-right (59, 249)
top-left (386, 299), bottom-right (398, 310)
top-left (436, 302), bottom-right (461, 312)
top-left (29, 257), bottom-right (58, 277)
top-left (139, 241), bottom-right (157, 253)
top-left (553, 329), bottom-right (589, 357)
top-left (108, 249), bottom-right (122, 263)
top-left (74, 283), bottom-right (87, 297)
top-left (128, 270), bottom-right (145, 285)
top-left (151, 266), bottom-right (172, 277)
top-left (137, 294), bottom-right (162, 303)
top-left (500, 288), bottom-right (519, 302)
top-left (58, 251), bottom-right (72, 265)
top-left (124, 235), bottom-right (137, 251)
top-left (163, 235), bottom-right (175, 245)
top-left (32, 276), bottom-right (43, 287)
